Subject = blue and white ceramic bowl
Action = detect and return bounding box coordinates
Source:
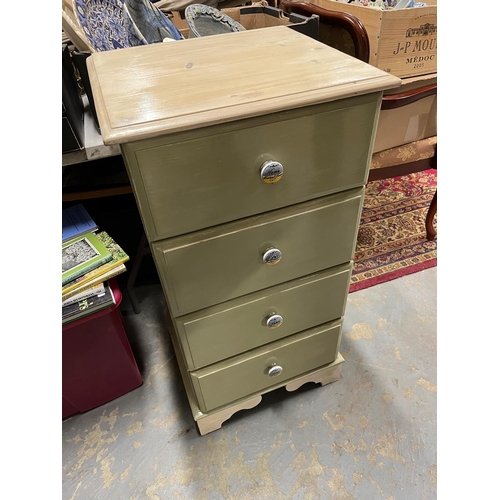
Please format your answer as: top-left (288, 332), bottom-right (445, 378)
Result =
top-left (73, 0), bottom-right (147, 51)
top-left (124, 0), bottom-right (184, 43)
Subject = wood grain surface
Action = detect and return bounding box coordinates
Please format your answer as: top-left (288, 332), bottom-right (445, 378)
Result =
top-left (87, 26), bottom-right (401, 144)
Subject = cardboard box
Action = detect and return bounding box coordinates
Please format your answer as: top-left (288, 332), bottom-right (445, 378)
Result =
top-left (284, 0), bottom-right (436, 78)
top-left (373, 72), bottom-right (436, 153)
top-left (171, 5), bottom-right (319, 40)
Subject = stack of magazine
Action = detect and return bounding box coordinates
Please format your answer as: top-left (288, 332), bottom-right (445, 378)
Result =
top-left (62, 203), bottom-right (130, 325)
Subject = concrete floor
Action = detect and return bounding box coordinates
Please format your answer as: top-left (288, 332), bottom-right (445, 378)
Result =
top-left (62, 267), bottom-right (437, 500)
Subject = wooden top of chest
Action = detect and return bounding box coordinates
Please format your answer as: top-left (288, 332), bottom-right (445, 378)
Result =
top-left (87, 26), bottom-right (401, 145)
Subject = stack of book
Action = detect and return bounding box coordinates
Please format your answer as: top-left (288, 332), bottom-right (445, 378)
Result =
top-left (62, 203), bottom-right (129, 325)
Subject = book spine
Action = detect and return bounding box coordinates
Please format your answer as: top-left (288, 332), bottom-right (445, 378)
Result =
top-left (62, 284), bottom-right (105, 307)
top-left (61, 265), bottom-right (126, 301)
top-left (62, 301), bottom-right (114, 326)
top-left (62, 256), bottom-right (128, 296)
top-left (62, 284), bottom-right (94, 302)
top-left (62, 284), bottom-right (115, 321)
top-left (62, 254), bottom-right (113, 286)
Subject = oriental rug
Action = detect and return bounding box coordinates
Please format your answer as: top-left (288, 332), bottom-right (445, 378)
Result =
top-left (349, 169), bottom-right (437, 293)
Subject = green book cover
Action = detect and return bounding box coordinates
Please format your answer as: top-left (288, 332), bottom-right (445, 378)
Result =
top-left (61, 231), bottom-right (129, 296)
top-left (62, 231), bottom-right (113, 286)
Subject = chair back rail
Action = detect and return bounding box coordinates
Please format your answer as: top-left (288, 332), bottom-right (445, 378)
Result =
top-left (280, 0), bottom-right (370, 63)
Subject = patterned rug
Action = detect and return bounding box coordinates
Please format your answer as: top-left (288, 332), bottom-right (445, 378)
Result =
top-left (349, 169), bottom-right (437, 292)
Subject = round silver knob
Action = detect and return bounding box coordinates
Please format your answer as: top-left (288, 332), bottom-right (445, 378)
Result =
top-left (262, 247), bottom-right (282, 266)
top-left (260, 160), bottom-right (283, 184)
top-left (266, 313), bottom-right (283, 329)
top-left (267, 364), bottom-right (283, 377)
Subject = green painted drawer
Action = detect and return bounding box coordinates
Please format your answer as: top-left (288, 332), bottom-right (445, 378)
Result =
top-left (176, 263), bottom-right (352, 370)
top-left (190, 319), bottom-right (342, 413)
top-left (121, 94), bottom-right (380, 241)
top-left (153, 187), bottom-right (364, 316)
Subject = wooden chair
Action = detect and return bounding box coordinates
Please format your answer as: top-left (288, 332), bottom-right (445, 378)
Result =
top-left (280, 0), bottom-right (437, 240)
top-left (280, 0), bottom-right (370, 61)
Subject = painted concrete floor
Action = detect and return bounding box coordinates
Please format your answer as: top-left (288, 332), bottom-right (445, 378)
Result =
top-left (62, 268), bottom-right (437, 500)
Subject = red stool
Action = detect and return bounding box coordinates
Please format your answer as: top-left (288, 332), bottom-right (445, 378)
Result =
top-left (62, 279), bottom-right (142, 419)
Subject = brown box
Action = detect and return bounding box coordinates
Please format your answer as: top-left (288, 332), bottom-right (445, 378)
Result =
top-left (285, 0), bottom-right (437, 79)
top-left (373, 72), bottom-right (436, 153)
top-left (171, 5), bottom-right (319, 40)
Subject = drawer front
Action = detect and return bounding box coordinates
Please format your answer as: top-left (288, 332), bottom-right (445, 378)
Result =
top-left (153, 188), bottom-right (363, 316)
top-left (190, 319), bottom-right (342, 413)
top-left (177, 263), bottom-right (352, 370)
top-left (122, 94), bottom-right (380, 241)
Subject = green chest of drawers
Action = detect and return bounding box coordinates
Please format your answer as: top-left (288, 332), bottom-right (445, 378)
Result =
top-left (88, 27), bottom-right (401, 435)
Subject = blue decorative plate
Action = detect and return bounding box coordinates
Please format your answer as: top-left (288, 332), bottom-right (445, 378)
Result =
top-left (124, 0), bottom-right (184, 43)
top-left (73, 0), bottom-right (147, 51)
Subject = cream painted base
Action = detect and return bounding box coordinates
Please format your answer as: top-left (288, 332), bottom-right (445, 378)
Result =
top-left (197, 396), bottom-right (263, 436)
top-left (285, 355), bottom-right (344, 392)
top-left (195, 354), bottom-right (345, 436)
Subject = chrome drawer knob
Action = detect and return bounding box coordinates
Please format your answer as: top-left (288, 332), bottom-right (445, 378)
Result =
top-left (266, 313), bottom-right (283, 329)
top-left (262, 247), bottom-right (282, 265)
top-left (260, 160), bottom-right (283, 184)
top-left (267, 364), bottom-right (283, 377)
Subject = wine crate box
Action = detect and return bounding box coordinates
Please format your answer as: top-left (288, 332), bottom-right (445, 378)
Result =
top-left (284, 0), bottom-right (437, 78)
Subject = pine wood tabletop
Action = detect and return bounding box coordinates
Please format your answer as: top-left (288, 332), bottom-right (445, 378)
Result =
top-left (87, 26), bottom-right (401, 145)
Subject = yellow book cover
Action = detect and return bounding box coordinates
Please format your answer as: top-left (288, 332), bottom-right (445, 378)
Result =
top-left (61, 264), bottom-right (127, 302)
top-left (62, 231), bottom-right (129, 296)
